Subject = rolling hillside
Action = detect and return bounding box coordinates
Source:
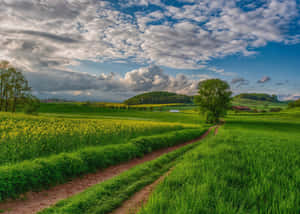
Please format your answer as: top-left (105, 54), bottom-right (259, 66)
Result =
top-left (124, 91), bottom-right (193, 105)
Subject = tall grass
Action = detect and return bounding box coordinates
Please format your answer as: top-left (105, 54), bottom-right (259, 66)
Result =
top-left (139, 115), bottom-right (300, 214)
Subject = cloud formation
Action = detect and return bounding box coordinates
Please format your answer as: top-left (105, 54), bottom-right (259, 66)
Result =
top-left (231, 77), bottom-right (250, 88)
top-left (24, 65), bottom-right (200, 101)
top-left (257, 76), bottom-right (271, 84)
top-left (0, 0), bottom-right (299, 99)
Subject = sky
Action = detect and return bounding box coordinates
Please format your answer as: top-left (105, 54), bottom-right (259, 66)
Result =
top-left (0, 0), bottom-right (299, 102)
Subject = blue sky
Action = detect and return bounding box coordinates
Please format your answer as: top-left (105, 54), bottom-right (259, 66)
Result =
top-left (0, 0), bottom-right (299, 101)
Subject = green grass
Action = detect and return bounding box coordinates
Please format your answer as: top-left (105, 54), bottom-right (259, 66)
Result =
top-left (232, 98), bottom-right (287, 110)
top-left (38, 129), bottom-right (213, 214)
top-left (0, 127), bottom-right (207, 202)
top-left (139, 114), bottom-right (300, 214)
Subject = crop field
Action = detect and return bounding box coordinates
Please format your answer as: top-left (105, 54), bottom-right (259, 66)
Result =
top-left (138, 112), bottom-right (300, 214)
top-left (0, 112), bottom-right (198, 165)
top-left (0, 109), bottom-right (207, 203)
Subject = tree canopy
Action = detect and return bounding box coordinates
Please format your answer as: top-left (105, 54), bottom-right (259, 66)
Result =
top-left (124, 91), bottom-right (193, 105)
top-left (0, 60), bottom-right (38, 113)
top-left (195, 79), bottom-right (232, 123)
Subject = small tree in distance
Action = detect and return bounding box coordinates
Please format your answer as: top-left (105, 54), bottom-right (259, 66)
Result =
top-left (195, 79), bottom-right (232, 124)
top-left (0, 60), bottom-right (38, 114)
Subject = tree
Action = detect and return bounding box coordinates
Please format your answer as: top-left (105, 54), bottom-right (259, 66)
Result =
top-left (195, 79), bottom-right (232, 123)
top-left (23, 95), bottom-right (40, 115)
top-left (0, 60), bottom-right (34, 113)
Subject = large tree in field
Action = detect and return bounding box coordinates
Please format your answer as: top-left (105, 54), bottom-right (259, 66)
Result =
top-left (195, 79), bottom-right (232, 123)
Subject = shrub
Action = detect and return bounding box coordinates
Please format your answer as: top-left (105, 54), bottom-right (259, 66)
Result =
top-left (269, 107), bottom-right (282, 112)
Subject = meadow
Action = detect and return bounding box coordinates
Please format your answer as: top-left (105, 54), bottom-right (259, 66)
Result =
top-left (138, 112), bottom-right (300, 214)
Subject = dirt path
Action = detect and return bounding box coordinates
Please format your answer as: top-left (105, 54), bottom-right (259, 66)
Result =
top-left (0, 127), bottom-right (215, 214)
top-left (111, 125), bottom-right (220, 214)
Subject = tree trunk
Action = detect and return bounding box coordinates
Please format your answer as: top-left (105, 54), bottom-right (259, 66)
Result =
top-left (12, 97), bottom-right (17, 113)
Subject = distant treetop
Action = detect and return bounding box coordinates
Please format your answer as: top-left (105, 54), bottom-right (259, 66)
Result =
top-left (124, 91), bottom-right (193, 105)
top-left (234, 93), bottom-right (278, 102)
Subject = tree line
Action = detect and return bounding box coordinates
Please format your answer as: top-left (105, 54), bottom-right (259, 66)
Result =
top-left (0, 60), bottom-right (39, 113)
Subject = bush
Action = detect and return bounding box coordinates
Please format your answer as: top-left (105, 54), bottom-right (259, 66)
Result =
top-left (24, 97), bottom-right (40, 115)
top-left (269, 107), bottom-right (282, 112)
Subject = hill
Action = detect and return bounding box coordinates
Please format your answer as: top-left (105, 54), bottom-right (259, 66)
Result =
top-left (234, 93), bottom-right (279, 102)
top-left (124, 91), bottom-right (193, 105)
top-left (232, 93), bottom-right (287, 110)
top-left (288, 99), bottom-right (300, 108)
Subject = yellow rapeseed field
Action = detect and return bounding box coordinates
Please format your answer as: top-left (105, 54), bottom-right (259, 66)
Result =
top-left (0, 113), bottom-right (196, 165)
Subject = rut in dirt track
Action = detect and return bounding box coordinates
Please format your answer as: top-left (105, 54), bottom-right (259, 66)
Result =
top-left (0, 126), bottom-right (216, 214)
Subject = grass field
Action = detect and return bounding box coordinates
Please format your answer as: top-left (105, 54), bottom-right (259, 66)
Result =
top-left (138, 112), bottom-right (300, 214)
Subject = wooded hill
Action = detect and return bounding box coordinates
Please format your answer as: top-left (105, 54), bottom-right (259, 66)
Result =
top-left (124, 91), bottom-right (193, 105)
top-left (288, 99), bottom-right (300, 108)
top-left (234, 93), bottom-right (279, 102)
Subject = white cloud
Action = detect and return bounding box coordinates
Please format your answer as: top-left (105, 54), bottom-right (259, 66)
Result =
top-left (257, 76), bottom-right (271, 84)
top-left (0, 0), bottom-right (299, 100)
top-left (25, 65), bottom-right (200, 100)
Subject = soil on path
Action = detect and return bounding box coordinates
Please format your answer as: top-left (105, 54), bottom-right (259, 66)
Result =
top-left (0, 126), bottom-right (215, 214)
top-left (111, 125), bottom-right (220, 214)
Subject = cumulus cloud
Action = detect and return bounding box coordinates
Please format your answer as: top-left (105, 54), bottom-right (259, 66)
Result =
top-left (0, 0), bottom-right (299, 99)
top-left (231, 77), bottom-right (249, 87)
top-left (1, 0), bottom-right (299, 71)
top-left (257, 76), bottom-right (271, 84)
top-left (24, 65), bottom-right (199, 101)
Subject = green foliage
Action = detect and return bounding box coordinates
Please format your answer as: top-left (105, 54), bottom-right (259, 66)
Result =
top-left (24, 95), bottom-right (40, 115)
top-left (0, 128), bottom-right (207, 201)
top-left (269, 107), bottom-right (282, 112)
top-left (288, 99), bottom-right (300, 108)
top-left (124, 91), bottom-right (193, 105)
top-left (0, 61), bottom-right (32, 112)
top-left (235, 93), bottom-right (279, 102)
top-left (195, 79), bottom-right (232, 123)
top-left (139, 116), bottom-right (300, 214)
top-left (38, 133), bottom-right (206, 214)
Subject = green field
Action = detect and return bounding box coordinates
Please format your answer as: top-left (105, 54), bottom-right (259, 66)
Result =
top-left (139, 111), bottom-right (300, 214)
top-left (232, 98), bottom-right (287, 110)
top-left (0, 103), bottom-right (299, 213)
